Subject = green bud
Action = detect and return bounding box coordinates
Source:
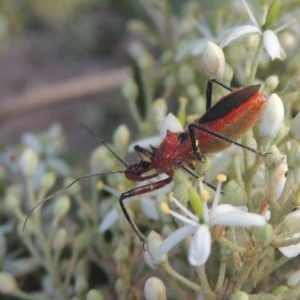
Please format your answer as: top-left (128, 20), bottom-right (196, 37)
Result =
top-left (115, 278), bottom-right (129, 296)
top-left (253, 224), bottom-right (274, 247)
top-left (273, 285), bottom-right (288, 295)
top-left (122, 77), bottom-right (138, 101)
top-left (89, 146), bottom-right (114, 172)
top-left (4, 186), bottom-right (21, 213)
top-left (264, 0), bottom-right (281, 29)
top-left (149, 99), bottom-right (167, 128)
top-left (86, 289), bottom-right (104, 300)
top-left (19, 148), bottom-right (39, 177)
top-left (41, 172), bottom-right (56, 193)
top-left (287, 143), bottom-right (300, 169)
top-left (53, 228), bottom-right (68, 252)
top-left (263, 75), bottom-right (279, 93)
top-left (264, 146), bottom-right (284, 169)
top-left (0, 272), bottom-right (19, 294)
top-left (113, 124), bottom-right (130, 153)
top-left (74, 232), bottom-right (89, 253)
top-left (145, 231), bottom-right (168, 266)
top-left (144, 277), bottom-right (167, 300)
top-left (54, 196), bottom-right (70, 221)
top-left (189, 186), bottom-right (203, 220)
top-left (221, 180), bottom-right (247, 206)
top-left (114, 244), bottom-right (129, 262)
top-left (230, 291), bottom-right (249, 300)
top-left (75, 275), bottom-right (88, 295)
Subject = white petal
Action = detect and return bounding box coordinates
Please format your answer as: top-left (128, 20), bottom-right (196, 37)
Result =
top-left (188, 225), bottom-right (211, 266)
top-left (219, 25), bottom-right (261, 48)
top-left (242, 0), bottom-right (259, 27)
top-left (159, 113), bottom-right (183, 139)
top-left (279, 241), bottom-right (300, 258)
top-left (99, 207), bottom-right (119, 232)
top-left (263, 30), bottom-right (285, 60)
top-left (157, 225), bottom-right (196, 257)
top-left (210, 205), bottom-right (266, 227)
top-left (128, 136), bottom-right (161, 153)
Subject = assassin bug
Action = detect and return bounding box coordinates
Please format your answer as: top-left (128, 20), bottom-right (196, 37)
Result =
top-left (24, 79), bottom-right (267, 244)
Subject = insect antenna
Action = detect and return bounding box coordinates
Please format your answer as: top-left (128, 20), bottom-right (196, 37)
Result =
top-left (81, 123), bottom-right (128, 167)
top-left (23, 169), bottom-right (127, 231)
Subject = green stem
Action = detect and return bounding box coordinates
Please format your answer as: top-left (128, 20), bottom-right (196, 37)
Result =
top-left (196, 265), bottom-right (215, 299)
top-left (246, 37), bottom-right (264, 84)
top-left (162, 262), bottom-right (202, 293)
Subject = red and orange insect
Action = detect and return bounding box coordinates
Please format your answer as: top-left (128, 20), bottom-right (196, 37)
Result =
top-left (25, 79), bottom-right (267, 244)
top-left (120, 79), bottom-right (266, 242)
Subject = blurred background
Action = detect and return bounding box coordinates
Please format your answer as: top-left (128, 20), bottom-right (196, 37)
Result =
top-left (0, 0), bottom-right (140, 160)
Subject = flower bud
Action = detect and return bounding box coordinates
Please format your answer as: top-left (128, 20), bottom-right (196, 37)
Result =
top-left (54, 196), bottom-right (70, 221)
top-left (75, 275), bottom-right (88, 295)
top-left (221, 180), bottom-right (247, 206)
top-left (86, 289), bottom-right (104, 300)
top-left (89, 146), bottom-right (114, 172)
top-left (263, 75), bottom-right (279, 92)
top-left (113, 124), bottom-right (130, 153)
top-left (115, 278), bottom-right (129, 296)
top-left (230, 291), bottom-right (249, 300)
top-left (273, 285), bottom-right (288, 295)
top-left (114, 244), bottom-right (129, 262)
top-left (53, 228), bottom-right (68, 252)
top-left (0, 272), bottom-right (19, 294)
top-left (41, 172), bottom-right (56, 193)
top-left (121, 77), bottom-right (138, 101)
top-left (144, 277), bottom-right (167, 300)
top-left (253, 224), bottom-right (274, 246)
top-left (201, 41), bottom-right (225, 79)
top-left (259, 93), bottom-right (284, 139)
top-left (4, 185), bottom-right (21, 212)
top-left (290, 111), bottom-right (300, 140)
top-left (19, 148), bottom-right (39, 177)
top-left (144, 231), bottom-right (168, 268)
top-left (149, 99), bottom-right (167, 129)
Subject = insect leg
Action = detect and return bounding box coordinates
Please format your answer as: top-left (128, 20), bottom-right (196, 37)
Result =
top-left (188, 122), bottom-right (206, 162)
top-left (206, 79), bottom-right (233, 111)
top-left (119, 176), bottom-right (173, 244)
top-left (189, 122), bottom-right (264, 157)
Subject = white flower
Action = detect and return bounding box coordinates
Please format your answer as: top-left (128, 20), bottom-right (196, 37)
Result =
top-left (157, 175), bottom-right (266, 266)
top-left (219, 0), bottom-right (294, 60)
top-left (278, 210), bottom-right (300, 258)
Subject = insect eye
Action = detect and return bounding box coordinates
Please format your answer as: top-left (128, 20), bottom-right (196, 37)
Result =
top-left (141, 160), bottom-right (150, 168)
